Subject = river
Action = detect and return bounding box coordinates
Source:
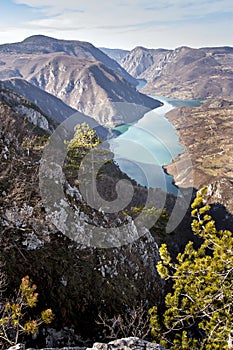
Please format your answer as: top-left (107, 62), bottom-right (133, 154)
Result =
top-left (110, 94), bottom-right (201, 194)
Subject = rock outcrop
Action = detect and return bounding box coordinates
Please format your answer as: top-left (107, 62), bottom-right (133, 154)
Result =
top-left (0, 81), bottom-right (108, 139)
top-left (86, 337), bottom-right (165, 350)
top-left (1, 78), bottom-right (77, 123)
top-left (121, 47), bottom-right (171, 81)
top-left (0, 84), bottom-right (54, 133)
top-left (8, 337), bottom-right (166, 350)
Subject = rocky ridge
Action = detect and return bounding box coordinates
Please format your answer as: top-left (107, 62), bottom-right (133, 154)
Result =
top-left (0, 35), bottom-right (136, 87)
top-left (0, 84), bottom-right (55, 133)
top-left (15, 55), bottom-right (160, 126)
top-left (0, 36), bottom-right (161, 126)
top-left (121, 47), bottom-right (171, 81)
top-left (0, 80), bottom-right (109, 139)
top-left (0, 78), bottom-right (77, 123)
top-left (0, 87), bottom-right (166, 346)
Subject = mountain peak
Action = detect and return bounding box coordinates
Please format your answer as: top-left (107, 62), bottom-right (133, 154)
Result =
top-left (22, 34), bottom-right (59, 43)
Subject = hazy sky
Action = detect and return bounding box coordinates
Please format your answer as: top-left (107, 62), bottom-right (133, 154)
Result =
top-left (0, 0), bottom-right (233, 49)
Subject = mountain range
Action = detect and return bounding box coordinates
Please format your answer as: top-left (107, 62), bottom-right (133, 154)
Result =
top-left (1, 35), bottom-right (232, 126)
top-left (0, 35), bottom-right (135, 86)
top-left (0, 35), bottom-right (161, 126)
top-left (121, 45), bottom-right (233, 99)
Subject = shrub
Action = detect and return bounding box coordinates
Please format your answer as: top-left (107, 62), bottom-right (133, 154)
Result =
top-left (150, 186), bottom-right (233, 349)
top-left (0, 275), bottom-right (54, 347)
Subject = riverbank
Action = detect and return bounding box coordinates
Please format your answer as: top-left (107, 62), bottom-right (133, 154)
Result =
top-left (164, 99), bottom-right (233, 215)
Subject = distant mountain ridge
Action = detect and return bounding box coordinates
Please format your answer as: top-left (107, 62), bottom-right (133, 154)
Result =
top-left (0, 35), bottom-right (162, 126)
top-left (99, 47), bottom-right (130, 63)
top-left (121, 45), bottom-right (233, 99)
top-left (0, 35), bottom-right (136, 86)
top-left (121, 46), bottom-right (171, 79)
top-left (0, 54), bottom-right (161, 126)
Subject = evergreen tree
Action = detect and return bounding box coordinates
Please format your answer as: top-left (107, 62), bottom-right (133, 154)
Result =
top-left (65, 122), bottom-right (101, 203)
top-left (65, 122), bottom-right (100, 171)
top-left (149, 186), bottom-right (233, 350)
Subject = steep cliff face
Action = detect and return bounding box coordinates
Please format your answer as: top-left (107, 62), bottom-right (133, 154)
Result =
top-left (165, 99), bottom-right (233, 214)
top-left (0, 80), bottom-right (109, 139)
top-left (0, 85), bottom-right (55, 133)
top-left (122, 45), bottom-right (233, 100)
top-left (0, 91), bottom-right (164, 345)
top-left (1, 78), bottom-right (77, 123)
top-left (121, 47), bottom-right (171, 80)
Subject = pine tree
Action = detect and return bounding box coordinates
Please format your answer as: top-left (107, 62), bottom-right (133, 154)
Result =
top-left (65, 122), bottom-right (100, 171)
top-left (65, 122), bottom-right (101, 204)
top-left (149, 186), bottom-right (233, 350)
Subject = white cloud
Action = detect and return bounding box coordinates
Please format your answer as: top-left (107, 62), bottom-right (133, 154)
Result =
top-left (14, 0), bottom-right (233, 16)
top-left (4, 0), bottom-right (233, 48)
top-left (13, 0), bottom-right (233, 31)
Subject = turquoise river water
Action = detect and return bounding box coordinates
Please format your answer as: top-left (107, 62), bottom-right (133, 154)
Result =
top-left (111, 95), bottom-right (201, 194)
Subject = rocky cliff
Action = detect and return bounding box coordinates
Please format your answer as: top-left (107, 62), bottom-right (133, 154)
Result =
top-left (121, 47), bottom-right (171, 81)
top-left (0, 80), bottom-right (108, 139)
top-left (0, 84), bottom-right (55, 133)
top-left (0, 78), bottom-right (77, 123)
top-left (0, 87), bottom-right (166, 347)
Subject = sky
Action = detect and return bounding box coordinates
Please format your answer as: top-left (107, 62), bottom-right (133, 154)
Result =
top-left (0, 0), bottom-right (233, 49)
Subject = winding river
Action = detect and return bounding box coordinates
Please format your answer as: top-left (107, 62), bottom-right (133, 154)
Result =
top-left (111, 94), bottom-right (201, 194)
